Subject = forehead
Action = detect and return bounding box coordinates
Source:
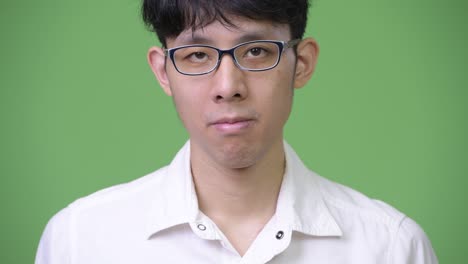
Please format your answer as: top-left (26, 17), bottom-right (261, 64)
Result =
top-left (167, 17), bottom-right (291, 48)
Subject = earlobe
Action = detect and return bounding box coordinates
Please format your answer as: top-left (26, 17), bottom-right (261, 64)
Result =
top-left (147, 46), bottom-right (172, 96)
top-left (293, 38), bottom-right (319, 89)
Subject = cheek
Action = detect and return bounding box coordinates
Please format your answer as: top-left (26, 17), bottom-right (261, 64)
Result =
top-left (270, 68), bottom-right (295, 119)
top-left (252, 66), bottom-right (295, 100)
top-left (169, 80), bottom-right (206, 129)
top-left (247, 72), bottom-right (294, 126)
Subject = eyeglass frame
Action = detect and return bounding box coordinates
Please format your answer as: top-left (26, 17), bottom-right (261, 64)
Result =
top-left (163, 39), bottom-right (301, 76)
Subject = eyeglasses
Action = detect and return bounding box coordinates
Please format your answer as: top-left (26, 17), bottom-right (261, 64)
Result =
top-left (164, 39), bottom-right (301, 76)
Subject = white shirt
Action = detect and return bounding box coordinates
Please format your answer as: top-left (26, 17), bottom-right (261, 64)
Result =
top-left (36, 141), bottom-right (438, 264)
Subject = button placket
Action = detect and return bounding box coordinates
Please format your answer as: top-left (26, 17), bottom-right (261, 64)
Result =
top-left (272, 227), bottom-right (291, 254)
top-left (197, 223), bottom-right (207, 231)
top-left (275, 230), bottom-right (284, 240)
top-left (242, 227), bottom-right (291, 264)
top-left (190, 221), bottom-right (214, 240)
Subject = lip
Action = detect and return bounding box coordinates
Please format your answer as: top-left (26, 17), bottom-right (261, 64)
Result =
top-left (209, 116), bottom-right (255, 134)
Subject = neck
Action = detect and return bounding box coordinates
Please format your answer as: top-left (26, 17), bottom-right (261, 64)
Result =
top-left (190, 140), bottom-right (286, 224)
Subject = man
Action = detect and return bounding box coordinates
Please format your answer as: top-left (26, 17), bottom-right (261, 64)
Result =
top-left (36, 0), bottom-right (438, 263)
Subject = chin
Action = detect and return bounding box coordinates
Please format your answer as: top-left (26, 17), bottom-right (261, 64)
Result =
top-left (215, 141), bottom-right (263, 169)
top-left (221, 157), bottom-right (257, 170)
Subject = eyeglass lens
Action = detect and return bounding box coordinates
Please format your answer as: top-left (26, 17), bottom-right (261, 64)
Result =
top-left (172, 42), bottom-right (281, 75)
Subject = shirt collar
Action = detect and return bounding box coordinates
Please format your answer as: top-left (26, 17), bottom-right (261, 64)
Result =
top-left (145, 140), bottom-right (342, 239)
top-left (145, 141), bottom-right (200, 238)
top-left (279, 142), bottom-right (342, 237)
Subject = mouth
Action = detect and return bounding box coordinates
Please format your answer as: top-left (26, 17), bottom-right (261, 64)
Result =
top-left (209, 116), bottom-right (256, 134)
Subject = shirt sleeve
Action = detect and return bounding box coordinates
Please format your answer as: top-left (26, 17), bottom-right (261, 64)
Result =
top-left (35, 208), bottom-right (72, 264)
top-left (389, 216), bottom-right (438, 264)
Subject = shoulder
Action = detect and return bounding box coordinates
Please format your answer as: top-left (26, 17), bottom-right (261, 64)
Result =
top-left (38, 166), bottom-right (169, 241)
top-left (67, 166), bottom-right (168, 213)
top-left (312, 173), bottom-right (438, 263)
top-left (389, 217), bottom-right (439, 263)
top-left (35, 166), bottom-right (169, 264)
top-left (314, 173), bottom-right (405, 227)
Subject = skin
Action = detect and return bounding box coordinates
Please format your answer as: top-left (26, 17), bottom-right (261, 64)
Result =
top-left (148, 16), bottom-right (318, 256)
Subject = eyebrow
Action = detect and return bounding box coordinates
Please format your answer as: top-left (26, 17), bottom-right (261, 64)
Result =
top-left (176, 32), bottom-right (275, 47)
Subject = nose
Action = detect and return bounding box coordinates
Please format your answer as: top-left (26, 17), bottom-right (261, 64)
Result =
top-left (210, 54), bottom-right (248, 103)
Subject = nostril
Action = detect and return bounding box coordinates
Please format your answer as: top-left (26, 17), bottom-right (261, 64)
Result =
top-left (214, 92), bottom-right (243, 102)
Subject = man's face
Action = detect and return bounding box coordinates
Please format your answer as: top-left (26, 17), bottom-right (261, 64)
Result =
top-left (149, 17), bottom-right (317, 169)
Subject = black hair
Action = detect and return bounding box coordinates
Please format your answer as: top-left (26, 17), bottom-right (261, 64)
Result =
top-left (142, 0), bottom-right (310, 47)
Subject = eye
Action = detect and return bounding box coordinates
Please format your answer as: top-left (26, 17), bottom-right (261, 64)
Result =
top-left (246, 47), bottom-right (267, 57)
top-left (187, 52), bottom-right (209, 62)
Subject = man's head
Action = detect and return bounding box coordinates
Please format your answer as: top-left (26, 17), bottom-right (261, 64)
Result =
top-left (144, 0), bottom-right (318, 170)
top-left (142, 0), bottom-right (310, 48)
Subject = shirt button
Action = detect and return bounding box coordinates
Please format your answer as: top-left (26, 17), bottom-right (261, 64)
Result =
top-left (197, 224), bottom-right (207, 231)
top-left (275, 231), bottom-right (284, 240)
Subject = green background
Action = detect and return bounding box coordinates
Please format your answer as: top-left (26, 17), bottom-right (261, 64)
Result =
top-left (1, 0), bottom-right (466, 263)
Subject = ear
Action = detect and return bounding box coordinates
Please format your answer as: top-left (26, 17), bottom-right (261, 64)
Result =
top-left (147, 46), bottom-right (172, 96)
top-left (293, 38), bottom-right (319, 89)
